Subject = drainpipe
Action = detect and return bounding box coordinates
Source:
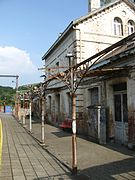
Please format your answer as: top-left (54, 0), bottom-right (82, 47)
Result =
top-left (73, 26), bottom-right (82, 64)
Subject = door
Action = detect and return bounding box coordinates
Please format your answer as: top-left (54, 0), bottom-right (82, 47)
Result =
top-left (55, 94), bottom-right (60, 123)
top-left (114, 93), bottom-right (128, 144)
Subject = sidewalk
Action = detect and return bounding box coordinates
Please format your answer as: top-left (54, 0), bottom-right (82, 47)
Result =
top-left (0, 114), bottom-right (73, 180)
top-left (1, 113), bottom-right (135, 179)
top-left (23, 116), bottom-right (135, 180)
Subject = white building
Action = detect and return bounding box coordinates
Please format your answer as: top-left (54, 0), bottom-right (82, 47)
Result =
top-left (42, 0), bottom-right (135, 145)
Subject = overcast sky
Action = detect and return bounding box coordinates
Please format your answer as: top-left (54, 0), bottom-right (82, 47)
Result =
top-left (0, 0), bottom-right (87, 87)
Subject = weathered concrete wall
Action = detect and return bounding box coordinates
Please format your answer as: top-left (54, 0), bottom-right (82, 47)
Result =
top-left (46, 89), bottom-right (72, 126)
top-left (128, 68), bottom-right (135, 145)
top-left (81, 81), bottom-right (107, 142)
top-left (106, 77), bottom-right (128, 141)
top-left (46, 86), bottom-right (89, 136)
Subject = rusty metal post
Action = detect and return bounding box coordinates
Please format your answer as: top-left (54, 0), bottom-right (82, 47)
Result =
top-left (69, 53), bottom-right (77, 175)
top-left (22, 113), bottom-right (26, 127)
top-left (15, 75), bottom-right (19, 119)
top-left (22, 94), bottom-right (26, 127)
top-left (29, 100), bottom-right (32, 132)
top-left (71, 93), bottom-right (77, 175)
top-left (41, 96), bottom-right (45, 145)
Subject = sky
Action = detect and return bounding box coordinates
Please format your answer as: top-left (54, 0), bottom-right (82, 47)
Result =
top-left (0, 0), bottom-right (87, 88)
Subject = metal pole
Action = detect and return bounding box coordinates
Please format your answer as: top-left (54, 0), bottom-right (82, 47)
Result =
top-left (98, 106), bottom-right (101, 142)
top-left (70, 55), bottom-right (77, 175)
top-left (41, 96), bottom-right (45, 145)
top-left (23, 113), bottom-right (26, 127)
top-left (71, 93), bottom-right (77, 175)
top-left (22, 94), bottom-right (26, 127)
top-left (29, 100), bottom-right (32, 132)
top-left (4, 100), bottom-right (6, 113)
top-left (16, 76), bottom-right (19, 119)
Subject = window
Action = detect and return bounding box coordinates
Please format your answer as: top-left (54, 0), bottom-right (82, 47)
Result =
top-left (90, 87), bottom-right (99, 105)
top-left (113, 83), bottom-right (128, 122)
top-left (114, 17), bottom-right (123, 36)
top-left (113, 83), bottom-right (127, 92)
top-left (114, 94), bottom-right (122, 121)
top-left (128, 20), bottom-right (135, 35)
top-left (104, 0), bottom-right (113, 6)
top-left (114, 93), bottom-right (128, 122)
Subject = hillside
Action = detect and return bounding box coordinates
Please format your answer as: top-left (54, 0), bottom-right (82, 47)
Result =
top-left (0, 86), bottom-right (16, 106)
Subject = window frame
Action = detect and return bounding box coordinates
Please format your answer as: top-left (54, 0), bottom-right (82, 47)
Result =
top-left (128, 20), bottom-right (135, 35)
top-left (114, 17), bottom-right (123, 36)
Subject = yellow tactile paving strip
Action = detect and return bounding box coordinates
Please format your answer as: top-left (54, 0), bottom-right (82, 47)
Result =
top-left (0, 118), bottom-right (3, 166)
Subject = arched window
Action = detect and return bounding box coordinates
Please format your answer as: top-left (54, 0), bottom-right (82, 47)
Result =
top-left (114, 17), bottom-right (123, 36)
top-left (128, 20), bottom-right (135, 35)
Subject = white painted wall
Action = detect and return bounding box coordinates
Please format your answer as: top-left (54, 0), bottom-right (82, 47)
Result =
top-left (44, 1), bottom-right (135, 129)
top-left (75, 2), bottom-right (135, 61)
top-left (45, 1), bottom-right (135, 83)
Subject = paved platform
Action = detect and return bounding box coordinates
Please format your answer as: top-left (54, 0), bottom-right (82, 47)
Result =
top-left (0, 114), bottom-right (72, 180)
top-left (23, 116), bottom-right (135, 180)
top-left (1, 114), bottom-right (135, 180)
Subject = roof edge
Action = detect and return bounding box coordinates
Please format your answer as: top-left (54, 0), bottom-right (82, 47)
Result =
top-left (42, 21), bottom-right (74, 60)
top-left (42, 0), bottom-right (135, 60)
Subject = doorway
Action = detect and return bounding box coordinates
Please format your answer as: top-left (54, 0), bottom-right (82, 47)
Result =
top-left (113, 83), bottom-right (128, 144)
top-left (55, 94), bottom-right (60, 123)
